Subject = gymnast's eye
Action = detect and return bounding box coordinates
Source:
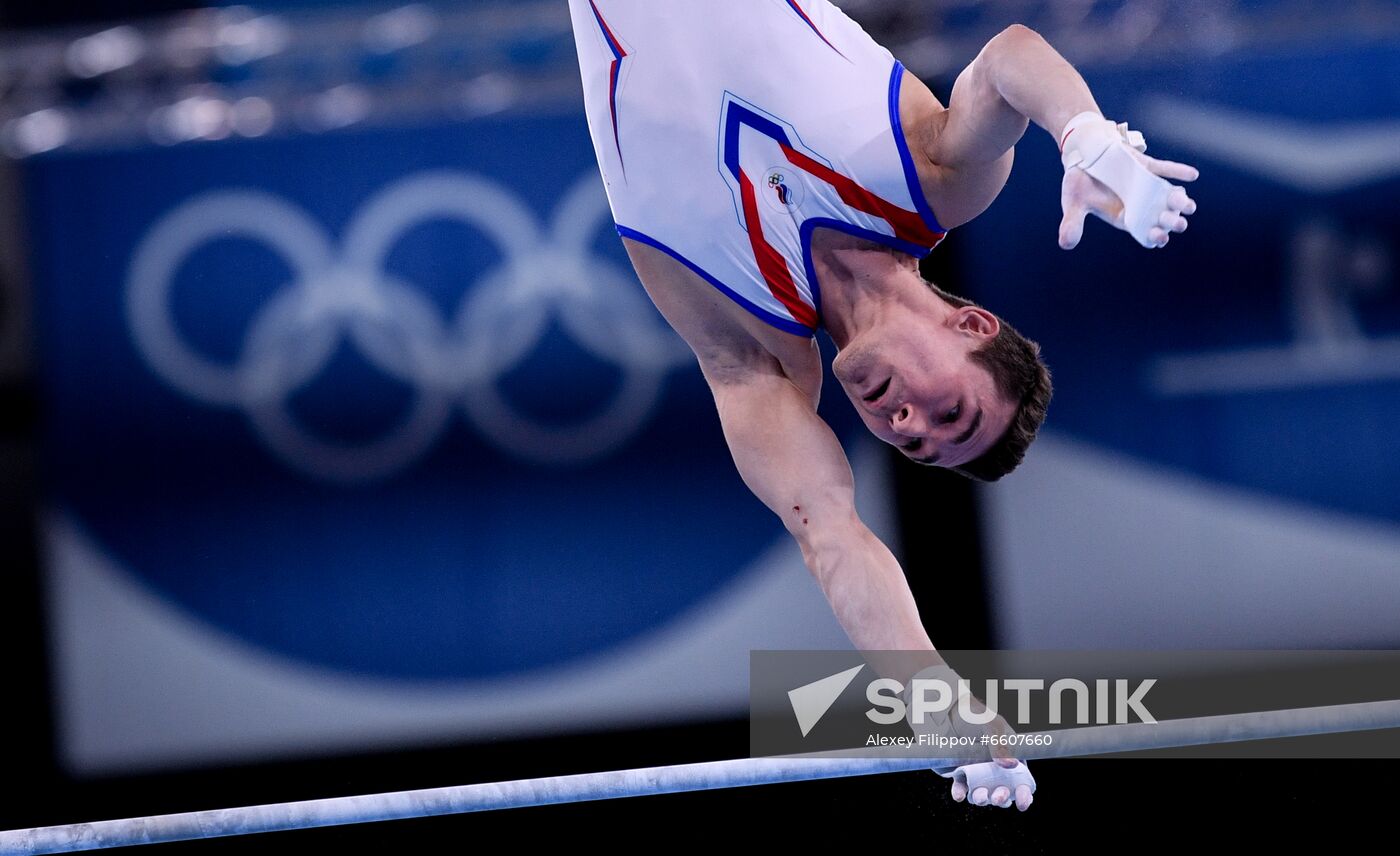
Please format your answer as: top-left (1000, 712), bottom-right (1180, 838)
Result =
top-left (940, 403), bottom-right (962, 424)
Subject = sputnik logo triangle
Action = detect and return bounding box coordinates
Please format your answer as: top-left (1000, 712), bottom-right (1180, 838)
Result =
top-left (787, 664), bottom-right (865, 737)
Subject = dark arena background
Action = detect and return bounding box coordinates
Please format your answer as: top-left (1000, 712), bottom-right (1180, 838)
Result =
top-left (2, 0), bottom-right (1397, 850)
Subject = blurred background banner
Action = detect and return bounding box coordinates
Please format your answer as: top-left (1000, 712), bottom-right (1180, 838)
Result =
top-left (0, 0), bottom-right (1397, 811)
top-left (963, 40), bottom-right (1400, 650)
top-left (9, 2), bottom-right (880, 774)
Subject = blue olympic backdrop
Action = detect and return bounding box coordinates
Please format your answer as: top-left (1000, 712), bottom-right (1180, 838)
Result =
top-left (24, 108), bottom-right (866, 772)
top-left (963, 42), bottom-right (1400, 648)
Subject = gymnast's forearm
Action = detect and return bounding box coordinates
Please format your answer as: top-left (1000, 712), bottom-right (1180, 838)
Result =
top-left (796, 517), bottom-right (936, 653)
top-left (705, 370), bottom-right (937, 655)
top-left (976, 24), bottom-right (1102, 142)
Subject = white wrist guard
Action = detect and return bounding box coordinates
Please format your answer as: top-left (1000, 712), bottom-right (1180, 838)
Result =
top-left (940, 759), bottom-right (1038, 799)
top-left (1059, 110), bottom-right (1173, 248)
top-left (903, 665), bottom-right (996, 776)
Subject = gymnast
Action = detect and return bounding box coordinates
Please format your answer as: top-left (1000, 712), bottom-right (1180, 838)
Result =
top-left (568, 0), bottom-right (1198, 811)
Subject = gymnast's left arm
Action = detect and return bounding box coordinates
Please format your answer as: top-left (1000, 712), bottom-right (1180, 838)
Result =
top-left (919, 23), bottom-right (1200, 250)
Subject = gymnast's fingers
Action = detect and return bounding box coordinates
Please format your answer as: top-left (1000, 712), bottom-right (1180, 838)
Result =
top-left (1059, 201), bottom-right (1089, 250)
top-left (1015, 784), bottom-right (1034, 811)
top-left (1144, 155), bottom-right (1200, 182)
top-left (1168, 185), bottom-right (1197, 215)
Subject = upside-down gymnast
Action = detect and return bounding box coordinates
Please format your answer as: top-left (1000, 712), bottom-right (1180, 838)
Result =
top-left (567, 0), bottom-right (1198, 811)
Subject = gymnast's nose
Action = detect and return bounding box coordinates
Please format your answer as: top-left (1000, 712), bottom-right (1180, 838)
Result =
top-left (891, 403), bottom-right (926, 436)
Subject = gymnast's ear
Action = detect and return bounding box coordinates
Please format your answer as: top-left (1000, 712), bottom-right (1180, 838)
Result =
top-left (948, 305), bottom-right (1000, 338)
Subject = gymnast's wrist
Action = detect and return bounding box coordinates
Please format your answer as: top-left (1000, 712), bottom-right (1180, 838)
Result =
top-left (1058, 110), bottom-right (1106, 156)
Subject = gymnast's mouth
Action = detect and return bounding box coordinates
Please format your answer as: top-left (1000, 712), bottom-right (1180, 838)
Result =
top-left (863, 376), bottom-right (891, 405)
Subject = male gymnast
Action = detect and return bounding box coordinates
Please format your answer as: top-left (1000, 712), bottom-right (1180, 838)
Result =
top-left (568, 0), bottom-right (1198, 811)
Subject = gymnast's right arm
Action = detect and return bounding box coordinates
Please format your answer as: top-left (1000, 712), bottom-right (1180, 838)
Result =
top-left (701, 356), bottom-right (936, 653)
top-left (702, 355), bottom-right (1035, 811)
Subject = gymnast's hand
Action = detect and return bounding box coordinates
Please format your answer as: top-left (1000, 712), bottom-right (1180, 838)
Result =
top-left (949, 757), bottom-right (1036, 811)
top-left (1057, 111), bottom-right (1199, 250)
top-left (904, 668), bottom-right (1036, 811)
top-left (939, 691), bottom-right (1035, 811)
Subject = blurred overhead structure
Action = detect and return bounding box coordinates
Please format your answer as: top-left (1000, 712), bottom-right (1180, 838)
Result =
top-left (2, 0), bottom-right (1399, 156)
top-left (846, 0), bottom-right (1400, 77)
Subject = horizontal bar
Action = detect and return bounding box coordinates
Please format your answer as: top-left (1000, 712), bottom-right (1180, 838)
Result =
top-left (6, 699), bottom-right (1400, 854)
top-left (1, 756), bottom-right (937, 855)
top-left (1014, 697), bottom-right (1400, 760)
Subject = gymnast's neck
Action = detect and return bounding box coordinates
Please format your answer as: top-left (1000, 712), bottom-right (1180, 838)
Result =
top-left (811, 230), bottom-right (933, 350)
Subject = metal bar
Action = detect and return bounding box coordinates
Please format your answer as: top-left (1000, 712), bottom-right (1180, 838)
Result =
top-left (5, 699), bottom-right (1400, 854)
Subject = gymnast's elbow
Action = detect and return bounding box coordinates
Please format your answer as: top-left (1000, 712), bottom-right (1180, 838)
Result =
top-left (977, 23), bottom-right (1045, 66)
top-left (991, 23), bottom-right (1041, 46)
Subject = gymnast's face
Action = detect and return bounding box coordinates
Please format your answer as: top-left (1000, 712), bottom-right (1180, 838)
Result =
top-left (832, 305), bottom-right (1016, 468)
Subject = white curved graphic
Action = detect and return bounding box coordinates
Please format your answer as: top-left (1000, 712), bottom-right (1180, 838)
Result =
top-left (1140, 97), bottom-right (1400, 194)
top-left (126, 171), bottom-right (692, 481)
top-left (45, 441), bottom-right (899, 773)
top-left (982, 433), bottom-right (1400, 648)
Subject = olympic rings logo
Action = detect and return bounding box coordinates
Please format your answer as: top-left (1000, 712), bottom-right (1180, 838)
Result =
top-left (125, 171), bottom-right (690, 482)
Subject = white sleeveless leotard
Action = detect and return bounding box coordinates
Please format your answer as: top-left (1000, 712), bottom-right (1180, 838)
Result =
top-left (568, 0), bottom-right (947, 337)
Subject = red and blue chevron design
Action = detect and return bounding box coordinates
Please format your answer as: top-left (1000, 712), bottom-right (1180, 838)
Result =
top-left (588, 0), bottom-right (628, 169)
top-left (783, 0), bottom-right (846, 59)
top-left (724, 101), bottom-right (945, 331)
